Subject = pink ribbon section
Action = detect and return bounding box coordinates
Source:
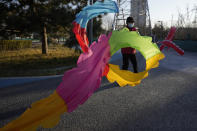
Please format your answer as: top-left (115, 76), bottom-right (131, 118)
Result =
top-left (56, 33), bottom-right (111, 112)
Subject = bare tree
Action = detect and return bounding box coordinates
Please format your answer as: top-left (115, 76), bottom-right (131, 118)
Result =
top-left (192, 5), bottom-right (197, 28)
top-left (102, 15), bottom-right (114, 32)
top-left (174, 4), bottom-right (197, 40)
top-left (185, 4), bottom-right (191, 27)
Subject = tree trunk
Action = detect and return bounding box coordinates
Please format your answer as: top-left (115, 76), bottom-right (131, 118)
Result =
top-left (42, 24), bottom-right (48, 54)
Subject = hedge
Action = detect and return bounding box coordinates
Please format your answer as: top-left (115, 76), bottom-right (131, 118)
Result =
top-left (0, 40), bottom-right (32, 51)
top-left (174, 40), bottom-right (197, 52)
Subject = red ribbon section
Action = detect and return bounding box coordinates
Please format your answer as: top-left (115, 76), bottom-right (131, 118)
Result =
top-left (159, 27), bottom-right (184, 55)
top-left (73, 22), bottom-right (89, 53)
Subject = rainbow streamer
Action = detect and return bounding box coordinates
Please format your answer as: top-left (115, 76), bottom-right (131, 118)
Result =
top-left (1, 0), bottom-right (169, 130)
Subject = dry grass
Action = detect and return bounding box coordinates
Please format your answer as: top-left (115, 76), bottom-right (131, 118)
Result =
top-left (0, 45), bottom-right (80, 77)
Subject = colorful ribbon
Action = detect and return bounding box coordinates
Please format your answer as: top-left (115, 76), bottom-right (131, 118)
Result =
top-left (1, 0), bottom-right (172, 130)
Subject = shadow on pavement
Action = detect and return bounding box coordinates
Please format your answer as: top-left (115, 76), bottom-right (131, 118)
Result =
top-left (107, 72), bottom-right (197, 131)
top-left (0, 107), bottom-right (27, 121)
top-left (0, 77), bottom-right (61, 98)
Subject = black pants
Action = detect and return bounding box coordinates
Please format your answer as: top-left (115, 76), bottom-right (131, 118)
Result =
top-left (122, 53), bottom-right (138, 73)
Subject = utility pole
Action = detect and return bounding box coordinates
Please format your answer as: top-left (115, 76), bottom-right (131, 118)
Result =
top-left (157, 20), bottom-right (164, 39)
top-left (88, 0), bottom-right (94, 44)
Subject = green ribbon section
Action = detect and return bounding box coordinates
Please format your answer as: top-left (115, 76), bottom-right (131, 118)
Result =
top-left (109, 28), bottom-right (161, 60)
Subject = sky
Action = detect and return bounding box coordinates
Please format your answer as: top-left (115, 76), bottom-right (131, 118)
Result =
top-left (149, 0), bottom-right (197, 26)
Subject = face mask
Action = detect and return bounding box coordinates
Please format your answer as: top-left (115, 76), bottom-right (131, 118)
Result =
top-left (128, 23), bottom-right (134, 28)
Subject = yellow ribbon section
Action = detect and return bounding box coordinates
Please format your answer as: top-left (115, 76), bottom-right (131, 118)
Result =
top-left (1, 91), bottom-right (67, 131)
top-left (107, 53), bottom-right (165, 87)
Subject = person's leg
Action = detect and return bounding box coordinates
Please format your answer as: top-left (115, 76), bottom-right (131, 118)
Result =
top-left (129, 54), bottom-right (138, 73)
top-left (122, 54), bottom-right (129, 70)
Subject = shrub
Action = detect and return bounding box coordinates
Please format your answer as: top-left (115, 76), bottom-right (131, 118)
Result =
top-left (174, 40), bottom-right (197, 52)
top-left (0, 40), bottom-right (32, 51)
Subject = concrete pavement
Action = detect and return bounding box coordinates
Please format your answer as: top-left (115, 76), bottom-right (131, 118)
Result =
top-left (160, 50), bottom-right (197, 75)
top-left (0, 49), bottom-right (197, 131)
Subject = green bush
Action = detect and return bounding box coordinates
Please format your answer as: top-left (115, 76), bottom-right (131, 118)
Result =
top-left (174, 40), bottom-right (197, 52)
top-left (0, 40), bottom-right (32, 51)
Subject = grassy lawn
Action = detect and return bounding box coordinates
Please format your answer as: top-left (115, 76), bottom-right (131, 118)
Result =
top-left (0, 45), bottom-right (80, 77)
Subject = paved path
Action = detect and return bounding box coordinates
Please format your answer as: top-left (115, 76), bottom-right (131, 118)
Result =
top-left (0, 75), bottom-right (63, 88)
top-left (160, 50), bottom-right (197, 75)
top-left (0, 50), bottom-right (197, 131)
top-left (1, 49), bottom-right (195, 88)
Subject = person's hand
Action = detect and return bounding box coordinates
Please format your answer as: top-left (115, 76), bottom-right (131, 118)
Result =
top-left (133, 49), bottom-right (136, 54)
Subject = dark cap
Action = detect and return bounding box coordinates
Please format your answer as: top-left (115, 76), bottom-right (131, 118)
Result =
top-left (126, 17), bottom-right (134, 23)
